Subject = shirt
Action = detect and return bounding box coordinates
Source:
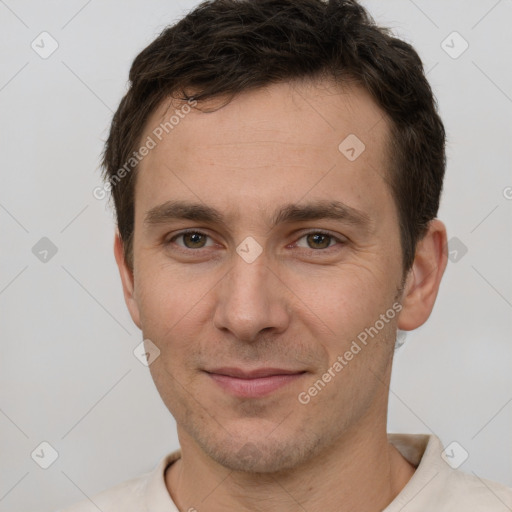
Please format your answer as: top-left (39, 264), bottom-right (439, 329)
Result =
top-left (59, 433), bottom-right (512, 511)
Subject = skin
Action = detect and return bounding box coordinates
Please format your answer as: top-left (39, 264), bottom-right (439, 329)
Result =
top-left (114, 78), bottom-right (448, 512)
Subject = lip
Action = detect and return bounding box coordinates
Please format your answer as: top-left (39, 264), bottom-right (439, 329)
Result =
top-left (205, 367), bottom-right (306, 398)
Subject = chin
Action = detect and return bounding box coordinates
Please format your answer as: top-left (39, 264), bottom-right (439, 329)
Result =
top-left (195, 428), bottom-right (324, 474)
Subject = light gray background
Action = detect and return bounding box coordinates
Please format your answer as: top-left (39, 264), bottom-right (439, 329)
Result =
top-left (1, 1), bottom-right (511, 511)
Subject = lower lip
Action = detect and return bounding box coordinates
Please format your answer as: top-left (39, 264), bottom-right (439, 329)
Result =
top-left (207, 372), bottom-right (305, 398)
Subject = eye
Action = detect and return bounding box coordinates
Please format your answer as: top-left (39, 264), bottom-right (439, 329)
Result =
top-left (165, 229), bottom-right (344, 253)
top-left (295, 231), bottom-right (343, 250)
top-left (169, 230), bottom-right (214, 249)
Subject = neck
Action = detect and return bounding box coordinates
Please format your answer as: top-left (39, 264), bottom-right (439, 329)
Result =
top-left (165, 422), bottom-right (415, 512)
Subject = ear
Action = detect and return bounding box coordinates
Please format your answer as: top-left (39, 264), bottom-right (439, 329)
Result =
top-left (113, 230), bottom-right (142, 330)
top-left (397, 219), bottom-right (448, 331)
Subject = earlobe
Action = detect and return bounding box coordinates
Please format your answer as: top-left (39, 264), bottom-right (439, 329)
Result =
top-left (113, 231), bottom-right (142, 329)
top-left (397, 220), bottom-right (448, 331)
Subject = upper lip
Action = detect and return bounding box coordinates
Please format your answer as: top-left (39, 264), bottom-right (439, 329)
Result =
top-left (205, 367), bottom-right (306, 379)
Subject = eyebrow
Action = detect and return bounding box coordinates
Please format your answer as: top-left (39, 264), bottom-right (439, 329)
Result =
top-left (144, 199), bottom-right (373, 233)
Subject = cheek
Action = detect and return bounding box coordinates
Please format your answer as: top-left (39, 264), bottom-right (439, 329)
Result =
top-left (134, 260), bottom-right (213, 328)
top-left (134, 262), bottom-right (221, 378)
top-left (287, 259), bottom-right (394, 335)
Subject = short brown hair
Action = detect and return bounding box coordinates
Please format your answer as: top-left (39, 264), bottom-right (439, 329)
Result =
top-left (103, 0), bottom-right (446, 273)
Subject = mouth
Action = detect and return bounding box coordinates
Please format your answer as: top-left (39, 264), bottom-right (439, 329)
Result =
top-left (204, 367), bottom-right (307, 398)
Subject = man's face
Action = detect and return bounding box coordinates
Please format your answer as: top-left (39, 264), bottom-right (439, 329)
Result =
top-left (123, 80), bottom-right (407, 472)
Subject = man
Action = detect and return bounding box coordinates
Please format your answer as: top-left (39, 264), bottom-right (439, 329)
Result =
top-left (63, 0), bottom-right (512, 510)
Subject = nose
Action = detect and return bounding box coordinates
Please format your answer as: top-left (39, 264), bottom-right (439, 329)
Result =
top-left (212, 250), bottom-right (290, 343)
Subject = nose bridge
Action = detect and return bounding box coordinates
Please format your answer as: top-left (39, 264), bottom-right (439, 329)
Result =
top-left (230, 252), bottom-right (270, 302)
top-left (213, 249), bottom-right (289, 340)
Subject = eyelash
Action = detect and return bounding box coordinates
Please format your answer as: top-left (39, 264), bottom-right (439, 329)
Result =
top-left (166, 229), bottom-right (345, 253)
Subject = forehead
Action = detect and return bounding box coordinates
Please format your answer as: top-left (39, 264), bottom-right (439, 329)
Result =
top-left (147, 79), bottom-right (388, 156)
top-left (134, 79), bottom-right (394, 225)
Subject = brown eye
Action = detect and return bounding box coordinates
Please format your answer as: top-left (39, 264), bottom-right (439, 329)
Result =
top-left (305, 233), bottom-right (332, 249)
top-left (182, 232), bottom-right (207, 248)
top-left (170, 231), bottom-right (213, 249)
